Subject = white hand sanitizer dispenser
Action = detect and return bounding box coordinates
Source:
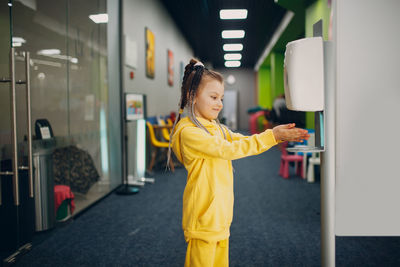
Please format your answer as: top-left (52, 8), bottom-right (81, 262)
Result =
top-left (284, 37), bottom-right (324, 111)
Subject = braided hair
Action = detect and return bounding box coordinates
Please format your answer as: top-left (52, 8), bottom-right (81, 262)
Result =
top-left (166, 59), bottom-right (232, 169)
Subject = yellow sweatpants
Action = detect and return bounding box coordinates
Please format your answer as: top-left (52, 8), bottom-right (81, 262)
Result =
top-left (184, 238), bottom-right (229, 267)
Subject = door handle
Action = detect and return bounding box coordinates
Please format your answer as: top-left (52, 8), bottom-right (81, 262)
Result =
top-left (24, 52), bottom-right (33, 198)
top-left (10, 47), bottom-right (20, 206)
top-left (2, 50), bottom-right (33, 206)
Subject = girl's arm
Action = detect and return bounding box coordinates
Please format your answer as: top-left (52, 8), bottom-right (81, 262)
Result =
top-left (218, 124), bottom-right (248, 141)
top-left (225, 123), bottom-right (308, 143)
top-left (181, 126), bottom-right (278, 160)
top-left (181, 123), bottom-right (309, 161)
top-left (227, 129), bottom-right (246, 141)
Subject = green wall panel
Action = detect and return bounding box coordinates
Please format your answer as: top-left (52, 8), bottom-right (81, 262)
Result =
top-left (258, 67), bottom-right (272, 109)
top-left (270, 53), bottom-right (285, 101)
top-left (305, 0), bottom-right (331, 39)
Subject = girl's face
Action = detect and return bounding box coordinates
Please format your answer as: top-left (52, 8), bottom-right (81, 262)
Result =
top-left (193, 78), bottom-right (224, 121)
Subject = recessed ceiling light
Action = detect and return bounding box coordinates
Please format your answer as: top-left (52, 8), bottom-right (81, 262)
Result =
top-left (224, 53), bottom-right (242, 60)
top-left (222, 30), bottom-right (245, 39)
top-left (220, 9), bottom-right (248, 20)
top-left (225, 61), bottom-right (241, 67)
top-left (223, 44), bottom-right (243, 51)
top-left (89, 14), bottom-right (108, 24)
top-left (12, 37), bottom-right (26, 44)
top-left (12, 37), bottom-right (26, 48)
top-left (37, 49), bottom-right (61, 56)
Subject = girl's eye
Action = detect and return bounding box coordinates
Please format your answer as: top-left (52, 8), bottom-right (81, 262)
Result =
top-left (211, 96), bottom-right (217, 100)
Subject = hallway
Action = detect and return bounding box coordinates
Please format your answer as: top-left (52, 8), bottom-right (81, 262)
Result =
top-left (13, 146), bottom-right (400, 266)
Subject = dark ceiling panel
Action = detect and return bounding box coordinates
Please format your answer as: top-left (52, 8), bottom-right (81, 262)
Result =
top-left (160, 0), bottom-right (286, 68)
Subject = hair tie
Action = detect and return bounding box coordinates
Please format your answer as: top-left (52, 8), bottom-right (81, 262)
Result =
top-left (179, 108), bottom-right (184, 114)
top-left (194, 61), bottom-right (204, 68)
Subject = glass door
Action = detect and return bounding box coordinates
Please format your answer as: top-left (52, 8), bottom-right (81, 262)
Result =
top-left (11, 0), bottom-right (70, 233)
top-left (10, 0), bottom-right (113, 218)
top-left (0, 0), bottom-right (36, 263)
top-left (1, 0), bottom-right (119, 262)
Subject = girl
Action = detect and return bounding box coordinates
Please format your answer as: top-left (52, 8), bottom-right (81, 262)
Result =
top-left (168, 59), bottom-right (309, 267)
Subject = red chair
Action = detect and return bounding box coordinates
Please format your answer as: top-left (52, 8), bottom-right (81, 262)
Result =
top-left (249, 110), bottom-right (266, 134)
top-left (278, 141), bottom-right (304, 179)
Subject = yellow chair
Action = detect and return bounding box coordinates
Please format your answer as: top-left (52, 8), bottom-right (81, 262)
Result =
top-left (146, 121), bottom-right (174, 172)
top-left (158, 118), bottom-right (173, 141)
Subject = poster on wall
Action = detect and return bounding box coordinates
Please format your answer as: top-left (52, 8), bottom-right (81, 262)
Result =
top-left (125, 35), bottom-right (138, 69)
top-left (167, 49), bottom-right (174, 86)
top-left (125, 93), bottom-right (146, 121)
top-left (145, 27), bottom-right (155, 79)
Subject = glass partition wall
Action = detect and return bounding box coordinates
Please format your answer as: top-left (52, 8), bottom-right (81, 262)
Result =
top-left (66, 0), bottom-right (111, 212)
top-left (5, 0), bottom-right (117, 217)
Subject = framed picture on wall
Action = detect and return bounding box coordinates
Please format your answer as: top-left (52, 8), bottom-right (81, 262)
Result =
top-left (125, 35), bottom-right (138, 69)
top-left (167, 49), bottom-right (174, 86)
top-left (145, 27), bottom-right (155, 79)
top-left (125, 93), bottom-right (147, 121)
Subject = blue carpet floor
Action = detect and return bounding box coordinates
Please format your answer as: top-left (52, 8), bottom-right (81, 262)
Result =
top-left (13, 146), bottom-right (400, 266)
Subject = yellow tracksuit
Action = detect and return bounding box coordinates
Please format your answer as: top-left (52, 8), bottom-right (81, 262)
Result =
top-left (171, 117), bottom-right (278, 267)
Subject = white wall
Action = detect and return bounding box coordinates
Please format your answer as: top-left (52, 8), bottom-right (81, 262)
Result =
top-left (123, 0), bottom-right (193, 117)
top-left (334, 0), bottom-right (400, 236)
top-left (123, 0), bottom-right (193, 176)
top-left (216, 68), bottom-right (257, 131)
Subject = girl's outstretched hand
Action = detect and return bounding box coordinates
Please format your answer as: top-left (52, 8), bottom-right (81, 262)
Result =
top-left (272, 123), bottom-right (310, 143)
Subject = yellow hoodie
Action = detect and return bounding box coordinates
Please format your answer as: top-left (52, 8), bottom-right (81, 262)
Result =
top-left (171, 116), bottom-right (278, 243)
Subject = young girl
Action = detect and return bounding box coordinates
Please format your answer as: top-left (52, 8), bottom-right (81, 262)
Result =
top-left (168, 59), bottom-right (309, 267)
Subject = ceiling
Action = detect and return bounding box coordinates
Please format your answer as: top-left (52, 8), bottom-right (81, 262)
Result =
top-left (160, 0), bottom-right (289, 69)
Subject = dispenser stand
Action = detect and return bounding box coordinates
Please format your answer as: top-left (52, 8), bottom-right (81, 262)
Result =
top-left (127, 118), bottom-right (154, 185)
top-left (116, 93), bottom-right (151, 195)
top-left (116, 119), bottom-right (140, 195)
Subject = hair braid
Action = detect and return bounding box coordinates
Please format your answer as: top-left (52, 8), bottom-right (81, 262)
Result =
top-left (166, 60), bottom-right (198, 170)
top-left (180, 59), bottom-right (197, 109)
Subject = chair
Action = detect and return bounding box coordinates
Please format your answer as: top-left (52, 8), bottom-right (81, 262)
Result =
top-left (307, 152), bottom-right (320, 183)
top-left (278, 141), bottom-right (304, 179)
top-left (295, 131), bottom-right (315, 178)
top-left (54, 185), bottom-right (75, 221)
top-left (249, 110), bottom-right (266, 134)
top-left (158, 118), bottom-right (173, 141)
top-left (146, 121), bottom-right (174, 172)
top-left (166, 118), bottom-right (173, 126)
